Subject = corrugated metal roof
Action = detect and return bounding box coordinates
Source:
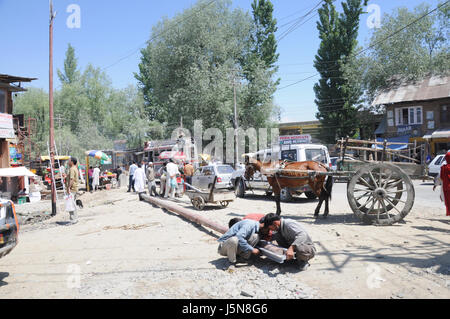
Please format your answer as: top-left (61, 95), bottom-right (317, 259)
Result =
top-left (0, 74), bottom-right (37, 83)
top-left (372, 75), bottom-right (450, 106)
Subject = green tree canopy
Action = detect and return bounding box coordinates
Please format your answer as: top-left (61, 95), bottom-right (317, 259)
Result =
top-left (135, 0), bottom-right (279, 134)
top-left (348, 1), bottom-right (450, 109)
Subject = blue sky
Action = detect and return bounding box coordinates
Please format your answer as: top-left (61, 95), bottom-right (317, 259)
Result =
top-left (0, 0), bottom-right (440, 123)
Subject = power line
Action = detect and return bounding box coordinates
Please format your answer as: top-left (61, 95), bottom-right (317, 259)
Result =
top-left (277, 1), bottom-right (449, 91)
top-left (277, 3), bottom-right (321, 23)
top-left (276, 0), bottom-right (324, 43)
top-left (101, 0), bottom-right (217, 71)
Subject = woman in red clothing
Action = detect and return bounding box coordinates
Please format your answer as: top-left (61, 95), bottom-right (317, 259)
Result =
top-left (434, 152), bottom-right (450, 216)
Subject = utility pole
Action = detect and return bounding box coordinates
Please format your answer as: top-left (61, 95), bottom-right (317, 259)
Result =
top-left (49, 0), bottom-right (57, 216)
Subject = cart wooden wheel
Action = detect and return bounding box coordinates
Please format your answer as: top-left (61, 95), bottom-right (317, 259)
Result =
top-left (192, 196), bottom-right (206, 211)
top-left (347, 163), bottom-right (415, 226)
top-left (220, 201), bottom-right (230, 208)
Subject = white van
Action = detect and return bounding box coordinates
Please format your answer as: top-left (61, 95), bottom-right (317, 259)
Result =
top-left (279, 144), bottom-right (331, 168)
top-left (231, 144), bottom-right (332, 201)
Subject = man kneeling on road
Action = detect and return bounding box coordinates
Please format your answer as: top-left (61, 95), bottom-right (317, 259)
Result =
top-left (218, 218), bottom-right (264, 265)
top-left (263, 213), bottom-right (316, 271)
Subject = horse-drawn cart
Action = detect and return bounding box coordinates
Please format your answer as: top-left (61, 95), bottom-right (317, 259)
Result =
top-left (245, 138), bottom-right (427, 226)
top-left (336, 138), bottom-right (427, 226)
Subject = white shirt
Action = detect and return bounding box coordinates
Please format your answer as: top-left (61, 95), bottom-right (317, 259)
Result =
top-left (166, 162), bottom-right (180, 178)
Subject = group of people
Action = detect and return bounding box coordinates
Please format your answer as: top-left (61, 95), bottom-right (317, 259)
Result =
top-left (218, 213), bottom-right (316, 271)
top-left (127, 160), bottom-right (154, 195)
top-left (127, 159), bottom-right (195, 200)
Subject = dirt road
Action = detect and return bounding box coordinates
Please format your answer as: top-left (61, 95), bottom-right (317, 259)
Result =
top-left (0, 182), bottom-right (449, 299)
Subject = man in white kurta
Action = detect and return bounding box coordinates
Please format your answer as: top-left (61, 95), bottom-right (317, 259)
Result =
top-left (133, 164), bottom-right (147, 194)
top-left (92, 166), bottom-right (101, 191)
top-left (165, 160), bottom-right (180, 198)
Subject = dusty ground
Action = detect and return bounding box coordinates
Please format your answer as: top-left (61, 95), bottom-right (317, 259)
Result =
top-left (0, 181), bottom-right (449, 299)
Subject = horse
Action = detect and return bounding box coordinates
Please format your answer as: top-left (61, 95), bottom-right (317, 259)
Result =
top-left (244, 158), bottom-right (334, 218)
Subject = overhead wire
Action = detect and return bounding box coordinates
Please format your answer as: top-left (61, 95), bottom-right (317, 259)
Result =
top-left (101, 0), bottom-right (218, 71)
top-left (277, 0), bottom-right (449, 91)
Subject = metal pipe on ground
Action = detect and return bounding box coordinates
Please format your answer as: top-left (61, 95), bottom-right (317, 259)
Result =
top-left (140, 194), bottom-right (289, 264)
top-left (140, 193), bottom-right (228, 235)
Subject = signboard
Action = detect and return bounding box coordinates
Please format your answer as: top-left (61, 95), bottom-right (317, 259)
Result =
top-left (279, 135), bottom-right (311, 145)
top-left (0, 114), bottom-right (15, 139)
top-left (397, 125), bottom-right (421, 135)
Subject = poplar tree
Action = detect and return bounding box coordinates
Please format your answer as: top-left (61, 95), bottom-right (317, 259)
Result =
top-left (314, 0), bottom-right (367, 143)
top-left (57, 43), bottom-right (80, 85)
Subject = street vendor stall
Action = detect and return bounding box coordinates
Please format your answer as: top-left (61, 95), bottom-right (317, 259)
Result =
top-left (0, 167), bottom-right (38, 204)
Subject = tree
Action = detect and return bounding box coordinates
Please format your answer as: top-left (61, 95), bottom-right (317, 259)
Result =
top-left (250, 0), bottom-right (279, 68)
top-left (16, 44), bottom-right (153, 161)
top-left (239, 0), bottom-right (280, 130)
top-left (12, 88), bottom-right (49, 157)
top-left (314, 0), bottom-right (367, 143)
top-left (348, 1), bottom-right (450, 109)
top-left (57, 43), bottom-right (80, 85)
top-left (135, 0), bottom-right (279, 136)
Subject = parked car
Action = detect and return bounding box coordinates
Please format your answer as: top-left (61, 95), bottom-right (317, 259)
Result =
top-left (428, 154), bottom-right (447, 177)
top-left (232, 144), bottom-right (332, 201)
top-left (0, 200), bottom-right (19, 259)
top-left (191, 164), bottom-right (235, 190)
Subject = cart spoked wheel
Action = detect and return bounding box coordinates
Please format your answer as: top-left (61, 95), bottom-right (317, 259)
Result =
top-left (192, 196), bottom-right (206, 211)
top-left (347, 163), bottom-right (415, 226)
top-left (220, 201), bottom-right (229, 208)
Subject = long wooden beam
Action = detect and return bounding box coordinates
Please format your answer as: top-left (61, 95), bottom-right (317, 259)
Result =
top-left (140, 193), bottom-right (228, 235)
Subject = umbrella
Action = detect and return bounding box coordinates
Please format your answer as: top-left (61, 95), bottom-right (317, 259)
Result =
top-left (159, 151), bottom-right (187, 161)
top-left (85, 150), bottom-right (111, 162)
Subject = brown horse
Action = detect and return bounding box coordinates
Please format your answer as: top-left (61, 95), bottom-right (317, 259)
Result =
top-left (244, 158), bottom-right (334, 218)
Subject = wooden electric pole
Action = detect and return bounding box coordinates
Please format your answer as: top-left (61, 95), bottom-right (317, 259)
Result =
top-left (49, 0), bottom-right (57, 216)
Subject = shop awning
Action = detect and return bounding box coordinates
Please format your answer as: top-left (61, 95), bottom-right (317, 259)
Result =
top-left (374, 135), bottom-right (411, 150)
top-left (0, 167), bottom-right (37, 177)
top-left (431, 129), bottom-right (450, 139)
top-left (374, 115), bottom-right (387, 135)
top-left (40, 156), bottom-right (71, 161)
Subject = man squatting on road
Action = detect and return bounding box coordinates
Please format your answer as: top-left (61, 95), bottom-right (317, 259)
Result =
top-left (217, 218), bottom-right (263, 265)
top-left (224, 213), bottom-right (316, 271)
top-left (263, 213), bottom-right (316, 271)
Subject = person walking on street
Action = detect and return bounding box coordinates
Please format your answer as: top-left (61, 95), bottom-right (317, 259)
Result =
top-left (262, 213), bottom-right (316, 271)
top-left (88, 166), bottom-right (93, 190)
top-left (146, 162), bottom-right (158, 197)
top-left (128, 161), bottom-right (138, 193)
top-left (165, 159), bottom-right (179, 199)
top-left (133, 163), bottom-right (147, 197)
top-left (92, 166), bottom-right (100, 192)
top-left (65, 157), bottom-right (79, 224)
top-left (115, 166), bottom-right (123, 188)
top-left (184, 162), bottom-right (194, 190)
top-left (159, 162), bottom-right (168, 196)
top-left (434, 151), bottom-right (450, 216)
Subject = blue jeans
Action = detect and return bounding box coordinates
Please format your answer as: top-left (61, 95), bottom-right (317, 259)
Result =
top-left (128, 175), bottom-right (135, 192)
